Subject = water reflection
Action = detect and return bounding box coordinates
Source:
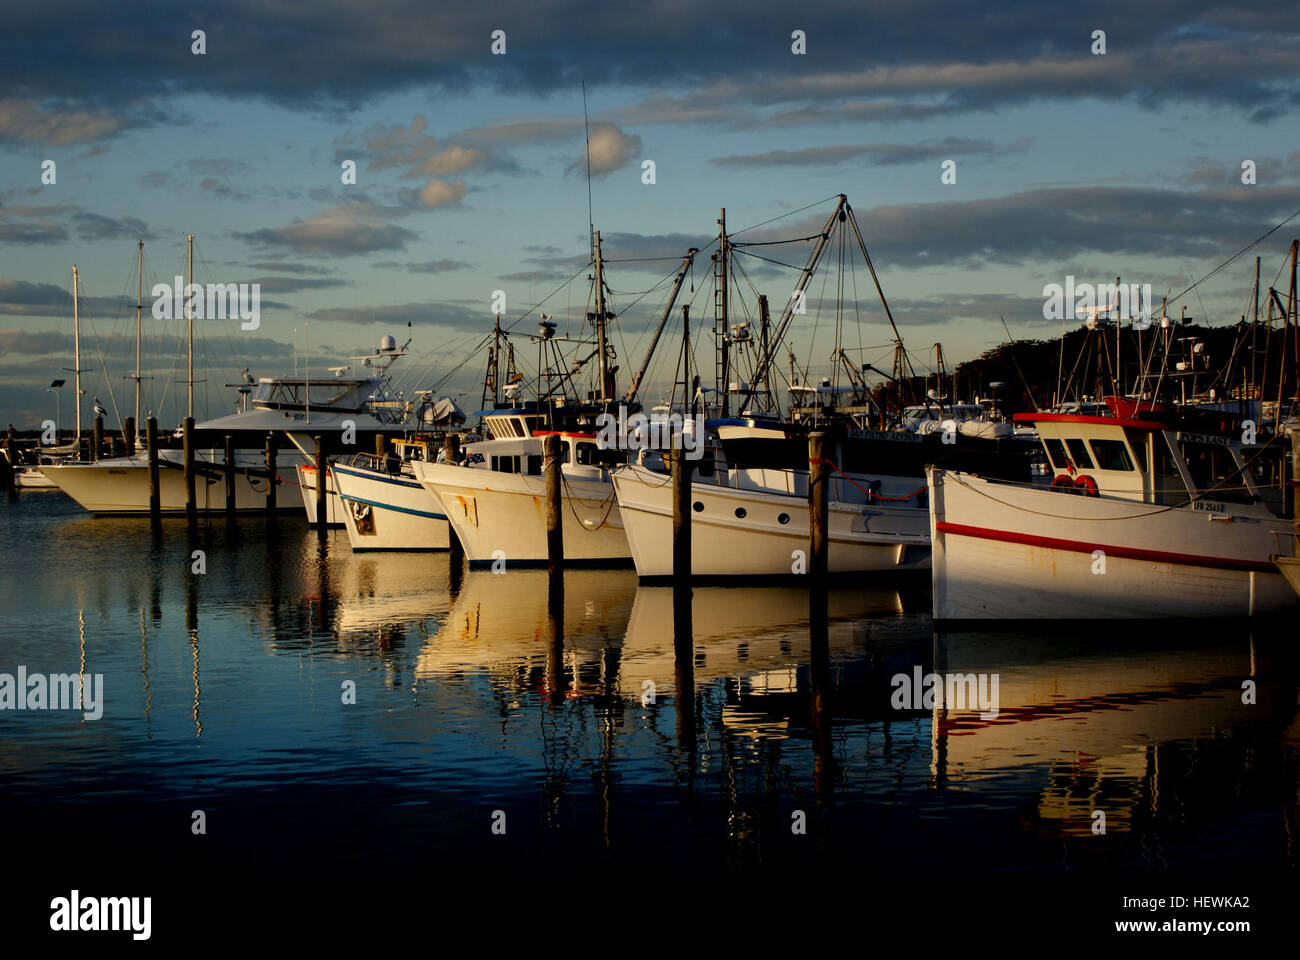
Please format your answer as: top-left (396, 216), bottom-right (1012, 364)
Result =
top-left (1, 492), bottom-right (1296, 873)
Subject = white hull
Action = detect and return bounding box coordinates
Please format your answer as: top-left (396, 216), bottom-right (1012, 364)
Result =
top-left (1277, 555), bottom-right (1300, 599)
top-left (332, 461), bottom-right (450, 550)
top-left (611, 463), bottom-right (930, 577)
top-left (929, 468), bottom-right (1297, 619)
top-left (42, 450), bottom-right (305, 514)
top-left (296, 464), bottom-right (346, 526)
top-left (14, 468), bottom-right (58, 489)
top-left (411, 460), bottom-right (630, 564)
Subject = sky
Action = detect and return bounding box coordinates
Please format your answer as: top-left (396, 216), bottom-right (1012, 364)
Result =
top-left (2, 0), bottom-right (1299, 430)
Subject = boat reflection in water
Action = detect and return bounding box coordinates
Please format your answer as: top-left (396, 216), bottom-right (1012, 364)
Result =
top-left (3, 492), bottom-right (1296, 877)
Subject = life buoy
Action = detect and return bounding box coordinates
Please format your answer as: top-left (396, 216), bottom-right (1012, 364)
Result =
top-left (1051, 473), bottom-right (1077, 493)
top-left (1073, 474), bottom-right (1099, 497)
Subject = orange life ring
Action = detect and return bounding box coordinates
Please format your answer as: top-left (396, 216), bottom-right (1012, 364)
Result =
top-left (1073, 474), bottom-right (1099, 496)
top-left (1051, 473), bottom-right (1077, 493)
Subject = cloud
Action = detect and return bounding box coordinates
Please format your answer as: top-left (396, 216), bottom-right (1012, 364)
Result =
top-left (306, 299), bottom-right (486, 331)
top-left (416, 178), bottom-right (467, 207)
top-left (570, 122), bottom-right (641, 176)
top-left (712, 138), bottom-right (1003, 168)
top-left (73, 212), bottom-right (155, 241)
top-left (407, 144), bottom-right (483, 177)
top-left (235, 199), bottom-right (419, 255)
top-left (0, 97), bottom-right (124, 145)
top-left (374, 259), bottom-right (474, 273)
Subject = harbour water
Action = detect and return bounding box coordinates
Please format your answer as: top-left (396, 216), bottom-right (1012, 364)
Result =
top-left (3, 490), bottom-right (1297, 936)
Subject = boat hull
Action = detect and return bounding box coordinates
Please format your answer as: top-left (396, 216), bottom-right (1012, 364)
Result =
top-left (411, 461), bottom-right (630, 564)
top-left (42, 451), bottom-right (303, 514)
top-left (928, 468), bottom-right (1297, 619)
top-left (332, 461), bottom-right (450, 551)
top-left (296, 464), bottom-right (346, 526)
top-left (611, 463), bottom-right (930, 577)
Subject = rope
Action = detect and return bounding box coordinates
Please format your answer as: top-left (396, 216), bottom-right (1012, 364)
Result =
top-left (808, 457), bottom-right (926, 503)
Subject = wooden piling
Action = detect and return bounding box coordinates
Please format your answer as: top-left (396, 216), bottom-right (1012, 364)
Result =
top-left (92, 415), bottom-right (103, 463)
top-left (124, 416), bottom-right (135, 456)
top-left (444, 431), bottom-right (464, 568)
top-left (672, 438), bottom-right (692, 581)
top-left (224, 435), bottom-right (236, 519)
top-left (543, 432), bottom-right (563, 575)
top-left (809, 432), bottom-right (828, 581)
top-left (375, 432), bottom-right (386, 459)
top-left (183, 416), bottom-right (196, 524)
top-left (314, 435), bottom-right (327, 534)
top-left (146, 417), bottom-right (160, 527)
top-left (264, 433), bottom-right (277, 515)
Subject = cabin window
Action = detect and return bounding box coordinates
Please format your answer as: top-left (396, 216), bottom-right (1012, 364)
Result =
top-left (1180, 441), bottom-right (1253, 503)
top-left (575, 442), bottom-right (597, 465)
top-left (1065, 438), bottom-right (1094, 470)
top-left (527, 455), bottom-right (542, 475)
top-left (1154, 434), bottom-right (1189, 506)
top-left (1123, 428), bottom-right (1148, 472)
top-left (1089, 439), bottom-right (1134, 472)
top-left (490, 455), bottom-right (521, 474)
top-left (1042, 439), bottom-right (1069, 471)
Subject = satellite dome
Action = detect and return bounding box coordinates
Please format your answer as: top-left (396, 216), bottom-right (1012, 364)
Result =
top-left (380, 334), bottom-right (397, 351)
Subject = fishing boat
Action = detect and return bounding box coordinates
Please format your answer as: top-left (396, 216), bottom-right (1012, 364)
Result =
top-left (928, 397), bottom-right (1297, 619)
top-left (611, 453), bottom-right (930, 577)
top-left (334, 427), bottom-right (459, 551)
top-left (412, 415), bottom-right (631, 565)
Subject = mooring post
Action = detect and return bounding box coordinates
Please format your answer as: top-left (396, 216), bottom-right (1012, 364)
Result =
top-left (673, 437), bottom-right (692, 582)
top-left (1291, 424), bottom-right (1299, 541)
top-left (124, 416), bottom-right (136, 457)
top-left (183, 416), bottom-right (196, 525)
top-left (264, 433), bottom-right (277, 516)
top-left (147, 417), bottom-right (160, 526)
top-left (809, 432), bottom-right (828, 581)
top-left (543, 433), bottom-right (563, 576)
top-left (314, 435), bottom-right (327, 535)
top-left (443, 431), bottom-right (464, 568)
top-left (224, 435), bottom-right (236, 519)
top-left (92, 415), bottom-right (103, 463)
top-left (375, 432), bottom-right (387, 470)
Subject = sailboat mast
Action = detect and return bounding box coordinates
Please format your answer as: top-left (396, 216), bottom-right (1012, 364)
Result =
top-left (594, 230), bottom-right (610, 401)
top-left (135, 240), bottom-right (143, 430)
top-left (186, 233), bottom-right (194, 420)
top-left (72, 264), bottom-right (81, 448)
top-left (715, 208), bottom-right (729, 417)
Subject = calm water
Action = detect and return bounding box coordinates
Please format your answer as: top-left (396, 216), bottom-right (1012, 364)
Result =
top-left (2, 489), bottom-right (1297, 938)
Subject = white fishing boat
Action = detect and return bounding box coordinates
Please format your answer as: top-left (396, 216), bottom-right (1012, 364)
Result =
top-left (411, 417), bottom-right (630, 566)
top-left (610, 458), bottom-right (930, 577)
top-left (334, 438), bottom-right (451, 551)
top-left (928, 399), bottom-right (1296, 619)
top-left (46, 335), bottom-right (413, 516)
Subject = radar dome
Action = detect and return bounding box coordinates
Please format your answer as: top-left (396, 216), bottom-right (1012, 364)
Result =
top-left (380, 335), bottom-right (397, 351)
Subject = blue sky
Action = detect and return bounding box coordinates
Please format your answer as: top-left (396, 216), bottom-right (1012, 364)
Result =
top-left (2, 1), bottom-right (1299, 429)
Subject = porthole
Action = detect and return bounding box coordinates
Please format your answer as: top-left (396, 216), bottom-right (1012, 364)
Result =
top-left (777, 512), bottom-right (790, 525)
top-left (692, 501), bottom-right (704, 513)
top-left (734, 507), bottom-right (747, 519)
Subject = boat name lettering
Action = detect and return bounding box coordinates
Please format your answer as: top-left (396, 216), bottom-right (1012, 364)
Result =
top-left (846, 429), bottom-right (922, 443)
top-left (1193, 500), bottom-right (1226, 513)
top-left (1179, 432), bottom-right (1230, 447)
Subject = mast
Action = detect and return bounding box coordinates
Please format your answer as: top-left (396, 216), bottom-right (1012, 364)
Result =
top-left (593, 230), bottom-right (611, 401)
top-left (714, 208), bottom-right (730, 417)
top-left (740, 195), bottom-right (849, 413)
top-left (186, 233), bottom-right (194, 420)
top-left (623, 248), bottom-right (698, 405)
top-left (135, 240), bottom-right (143, 431)
top-left (73, 265), bottom-right (82, 448)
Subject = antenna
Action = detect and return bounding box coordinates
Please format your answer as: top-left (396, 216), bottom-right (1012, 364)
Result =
top-left (582, 81), bottom-right (594, 263)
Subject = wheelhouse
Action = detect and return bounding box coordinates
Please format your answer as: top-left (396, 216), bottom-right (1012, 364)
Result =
top-left (1015, 398), bottom-right (1292, 517)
